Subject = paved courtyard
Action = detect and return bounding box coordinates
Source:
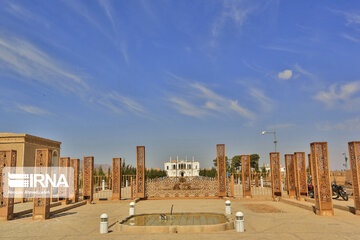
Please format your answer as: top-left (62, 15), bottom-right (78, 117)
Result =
top-left (1, 198), bottom-right (360, 240)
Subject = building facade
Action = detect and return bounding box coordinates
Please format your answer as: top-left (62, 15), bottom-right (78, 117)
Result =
top-left (164, 157), bottom-right (200, 177)
top-left (0, 133), bottom-right (61, 167)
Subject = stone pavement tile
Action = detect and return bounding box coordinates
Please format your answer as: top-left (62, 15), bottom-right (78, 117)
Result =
top-left (13, 202), bottom-right (33, 212)
top-left (1, 199), bottom-right (360, 240)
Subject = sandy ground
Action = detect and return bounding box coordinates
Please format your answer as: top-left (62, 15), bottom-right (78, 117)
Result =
top-left (1, 198), bottom-right (360, 240)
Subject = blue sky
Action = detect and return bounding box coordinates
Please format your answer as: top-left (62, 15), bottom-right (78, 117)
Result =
top-left (1, 0), bottom-right (360, 170)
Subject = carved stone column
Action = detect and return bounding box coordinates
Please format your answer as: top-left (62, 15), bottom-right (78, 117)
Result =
top-left (284, 155), bottom-right (289, 193)
top-left (285, 154), bottom-right (296, 198)
top-left (348, 142), bottom-right (360, 215)
top-left (33, 149), bottom-right (52, 220)
top-left (294, 152), bottom-right (307, 200)
top-left (0, 150), bottom-right (16, 220)
top-left (308, 154), bottom-right (313, 185)
top-left (70, 159), bottom-right (80, 203)
top-left (241, 155), bottom-right (252, 198)
top-left (293, 153), bottom-right (300, 199)
top-left (109, 175), bottom-right (112, 190)
top-left (112, 158), bottom-right (122, 200)
top-left (83, 156), bottom-right (94, 203)
top-left (270, 152), bottom-right (282, 199)
top-left (217, 144), bottom-right (226, 197)
top-left (284, 165), bottom-right (288, 192)
top-left (310, 142), bottom-right (334, 216)
top-left (59, 157), bottom-right (70, 205)
top-left (136, 146), bottom-right (145, 199)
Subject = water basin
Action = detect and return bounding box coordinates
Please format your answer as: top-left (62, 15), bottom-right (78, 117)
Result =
top-left (117, 212), bottom-right (234, 233)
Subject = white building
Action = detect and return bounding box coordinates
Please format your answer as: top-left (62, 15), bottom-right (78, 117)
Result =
top-left (264, 164), bottom-right (286, 173)
top-left (164, 156), bottom-right (200, 177)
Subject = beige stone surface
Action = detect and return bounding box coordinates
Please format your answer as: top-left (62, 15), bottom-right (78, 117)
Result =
top-left (0, 133), bottom-right (61, 167)
top-left (0, 133), bottom-right (61, 201)
top-left (1, 199), bottom-right (360, 239)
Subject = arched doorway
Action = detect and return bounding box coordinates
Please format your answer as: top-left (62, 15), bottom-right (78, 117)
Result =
top-left (180, 171), bottom-right (185, 177)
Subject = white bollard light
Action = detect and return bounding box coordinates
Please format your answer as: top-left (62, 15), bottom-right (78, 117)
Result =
top-left (260, 176), bottom-right (264, 188)
top-left (235, 212), bottom-right (244, 232)
top-left (100, 213), bottom-right (108, 234)
top-left (129, 202), bottom-right (135, 216)
top-left (102, 179), bottom-right (105, 190)
top-left (225, 200), bottom-right (231, 215)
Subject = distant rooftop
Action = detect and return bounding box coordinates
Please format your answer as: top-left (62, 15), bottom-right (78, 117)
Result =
top-left (167, 158), bottom-right (198, 163)
top-left (0, 132), bottom-right (61, 145)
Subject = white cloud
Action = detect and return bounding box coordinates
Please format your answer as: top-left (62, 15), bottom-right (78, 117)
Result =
top-left (241, 60), bottom-right (265, 73)
top-left (63, 0), bottom-right (108, 37)
top-left (98, 92), bottom-right (145, 116)
top-left (0, 35), bottom-right (89, 94)
top-left (332, 10), bottom-right (360, 40)
top-left (209, 0), bottom-right (278, 46)
top-left (119, 41), bottom-right (129, 64)
top-left (317, 118), bottom-right (360, 131)
top-left (291, 63), bottom-right (326, 91)
top-left (64, 0), bottom-right (129, 64)
top-left (277, 69), bottom-right (292, 80)
top-left (229, 100), bottom-right (255, 119)
top-left (314, 81), bottom-right (360, 110)
top-left (5, 2), bottom-right (51, 28)
top-left (0, 33), bottom-right (144, 117)
top-left (212, 0), bottom-right (278, 37)
top-left (249, 88), bottom-right (273, 112)
top-left (98, 0), bottom-right (115, 28)
top-left (212, 0), bottom-right (254, 38)
top-left (335, 10), bottom-right (360, 26)
top-left (191, 82), bottom-right (255, 119)
top-left (16, 104), bottom-right (49, 115)
top-left (190, 82), bottom-right (224, 102)
top-left (167, 73), bottom-right (255, 120)
top-left (169, 97), bottom-right (208, 118)
top-left (97, 0), bottom-right (129, 64)
top-left (293, 63), bottom-right (315, 80)
top-left (341, 33), bottom-right (360, 43)
top-left (204, 101), bottom-right (220, 111)
top-left (6, 2), bottom-right (33, 19)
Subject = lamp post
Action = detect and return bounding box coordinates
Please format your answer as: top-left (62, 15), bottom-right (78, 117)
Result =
top-left (261, 129), bottom-right (277, 152)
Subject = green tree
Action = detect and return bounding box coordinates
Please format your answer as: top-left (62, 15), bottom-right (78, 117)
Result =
top-left (213, 156), bottom-right (230, 169)
top-left (98, 166), bottom-right (105, 176)
top-left (261, 165), bottom-right (268, 176)
top-left (231, 155), bottom-right (241, 172)
top-left (199, 168), bottom-right (217, 178)
top-left (121, 160), bottom-right (136, 175)
top-left (213, 158), bottom-right (217, 167)
top-left (250, 154), bottom-right (260, 171)
top-left (145, 169), bottom-right (167, 179)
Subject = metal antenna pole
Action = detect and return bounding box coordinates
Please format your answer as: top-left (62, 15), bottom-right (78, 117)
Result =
top-left (273, 129), bottom-right (277, 152)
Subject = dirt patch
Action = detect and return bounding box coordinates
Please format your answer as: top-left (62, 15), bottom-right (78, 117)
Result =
top-left (243, 204), bottom-right (283, 213)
